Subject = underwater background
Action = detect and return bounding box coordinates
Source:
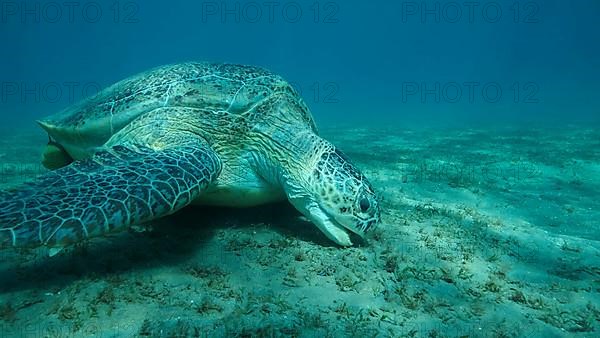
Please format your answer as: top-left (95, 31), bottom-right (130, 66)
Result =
top-left (1, 0), bottom-right (599, 128)
top-left (0, 0), bottom-right (599, 337)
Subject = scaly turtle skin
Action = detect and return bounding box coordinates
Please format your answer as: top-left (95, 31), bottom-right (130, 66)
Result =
top-left (0, 62), bottom-right (380, 251)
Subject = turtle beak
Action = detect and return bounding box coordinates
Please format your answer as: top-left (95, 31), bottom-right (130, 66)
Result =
top-left (287, 195), bottom-right (353, 246)
top-left (332, 214), bottom-right (370, 238)
top-left (306, 204), bottom-right (353, 246)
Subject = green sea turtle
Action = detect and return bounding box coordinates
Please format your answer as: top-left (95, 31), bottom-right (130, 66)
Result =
top-left (0, 62), bottom-right (380, 252)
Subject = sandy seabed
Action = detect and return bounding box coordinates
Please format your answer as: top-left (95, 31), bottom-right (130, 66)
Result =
top-left (0, 125), bottom-right (598, 337)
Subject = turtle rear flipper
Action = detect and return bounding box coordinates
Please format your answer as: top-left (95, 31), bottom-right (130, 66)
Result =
top-left (0, 142), bottom-right (221, 249)
top-left (42, 141), bottom-right (73, 170)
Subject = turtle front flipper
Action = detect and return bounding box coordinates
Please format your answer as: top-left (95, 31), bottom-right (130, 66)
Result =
top-left (0, 142), bottom-right (221, 250)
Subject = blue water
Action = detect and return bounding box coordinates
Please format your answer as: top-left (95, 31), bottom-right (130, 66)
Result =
top-left (1, 0), bottom-right (599, 127)
top-left (1, 1), bottom-right (599, 337)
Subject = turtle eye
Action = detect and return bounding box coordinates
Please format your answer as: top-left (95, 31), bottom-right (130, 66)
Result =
top-left (359, 198), bottom-right (370, 212)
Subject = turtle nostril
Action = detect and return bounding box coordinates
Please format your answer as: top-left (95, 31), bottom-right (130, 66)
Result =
top-left (359, 198), bottom-right (370, 212)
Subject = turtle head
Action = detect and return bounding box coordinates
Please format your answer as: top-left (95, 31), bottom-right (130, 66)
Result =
top-left (285, 144), bottom-right (381, 246)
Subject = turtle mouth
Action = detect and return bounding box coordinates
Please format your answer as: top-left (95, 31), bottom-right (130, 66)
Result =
top-left (312, 205), bottom-right (372, 246)
top-left (303, 204), bottom-right (355, 246)
top-left (287, 196), bottom-right (362, 246)
top-left (332, 214), bottom-right (368, 238)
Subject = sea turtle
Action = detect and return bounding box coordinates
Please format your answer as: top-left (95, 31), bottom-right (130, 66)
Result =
top-left (0, 62), bottom-right (380, 253)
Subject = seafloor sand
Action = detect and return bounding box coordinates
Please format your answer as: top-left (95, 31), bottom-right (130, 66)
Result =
top-left (0, 125), bottom-right (598, 337)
